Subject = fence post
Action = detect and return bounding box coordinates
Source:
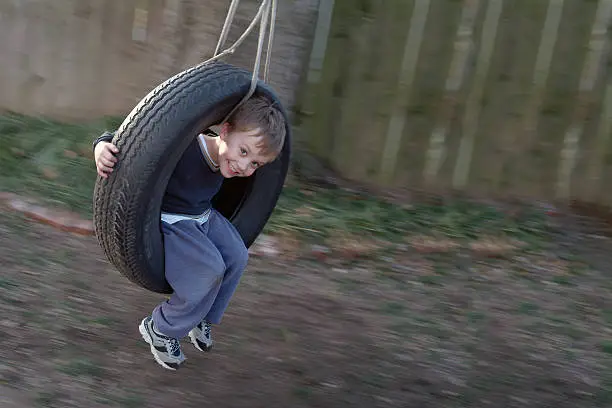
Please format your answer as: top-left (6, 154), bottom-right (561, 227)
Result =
top-left (586, 82), bottom-right (612, 202)
top-left (556, 0), bottom-right (612, 200)
top-left (423, 0), bottom-right (480, 185)
top-left (495, 0), bottom-right (564, 194)
top-left (305, 0), bottom-right (335, 87)
top-left (452, 0), bottom-right (504, 189)
top-left (378, 0), bottom-right (431, 184)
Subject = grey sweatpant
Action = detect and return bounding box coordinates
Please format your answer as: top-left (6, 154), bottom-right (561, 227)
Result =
top-left (152, 209), bottom-right (249, 339)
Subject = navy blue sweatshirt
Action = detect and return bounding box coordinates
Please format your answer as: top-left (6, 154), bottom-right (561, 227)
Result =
top-left (93, 131), bottom-right (224, 215)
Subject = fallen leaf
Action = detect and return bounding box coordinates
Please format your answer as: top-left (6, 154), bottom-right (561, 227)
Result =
top-left (42, 167), bottom-right (59, 180)
top-left (10, 147), bottom-right (26, 157)
top-left (407, 235), bottom-right (460, 253)
top-left (64, 149), bottom-right (78, 159)
top-left (469, 237), bottom-right (520, 257)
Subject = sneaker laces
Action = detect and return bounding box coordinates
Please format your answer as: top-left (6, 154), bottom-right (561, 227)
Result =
top-left (167, 337), bottom-right (181, 355)
top-left (204, 322), bottom-right (211, 338)
top-left (154, 325), bottom-right (181, 355)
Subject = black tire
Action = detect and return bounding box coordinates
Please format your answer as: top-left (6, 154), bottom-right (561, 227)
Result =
top-left (92, 61), bottom-right (291, 294)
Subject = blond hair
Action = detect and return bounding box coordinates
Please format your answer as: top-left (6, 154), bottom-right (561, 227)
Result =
top-left (226, 94), bottom-right (287, 158)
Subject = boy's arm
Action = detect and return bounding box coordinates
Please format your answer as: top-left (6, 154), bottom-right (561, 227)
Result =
top-left (92, 130), bottom-right (116, 153)
top-left (93, 130), bottom-right (119, 179)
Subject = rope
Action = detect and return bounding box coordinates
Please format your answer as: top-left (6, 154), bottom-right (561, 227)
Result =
top-left (224, 0), bottom-right (271, 119)
top-left (263, 0), bottom-right (277, 83)
top-left (214, 0), bottom-right (240, 57)
top-left (201, 0), bottom-right (279, 123)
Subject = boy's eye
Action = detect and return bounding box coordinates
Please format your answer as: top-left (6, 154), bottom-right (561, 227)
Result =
top-left (251, 161), bottom-right (259, 168)
top-left (240, 148), bottom-right (247, 156)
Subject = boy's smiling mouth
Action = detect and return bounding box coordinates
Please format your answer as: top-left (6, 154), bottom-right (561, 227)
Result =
top-left (228, 161), bottom-right (240, 176)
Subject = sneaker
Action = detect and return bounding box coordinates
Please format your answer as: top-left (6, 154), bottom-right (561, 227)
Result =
top-left (188, 321), bottom-right (213, 352)
top-left (138, 316), bottom-right (185, 370)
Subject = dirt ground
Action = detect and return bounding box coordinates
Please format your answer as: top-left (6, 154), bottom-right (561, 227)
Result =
top-left (2, 207), bottom-right (612, 408)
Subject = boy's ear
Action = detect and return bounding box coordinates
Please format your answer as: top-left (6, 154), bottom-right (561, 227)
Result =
top-left (219, 122), bottom-right (231, 140)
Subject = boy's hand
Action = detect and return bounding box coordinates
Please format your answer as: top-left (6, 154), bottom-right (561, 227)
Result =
top-left (94, 141), bottom-right (119, 178)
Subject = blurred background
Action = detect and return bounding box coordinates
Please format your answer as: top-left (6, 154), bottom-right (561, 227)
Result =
top-left (2, 0), bottom-right (612, 407)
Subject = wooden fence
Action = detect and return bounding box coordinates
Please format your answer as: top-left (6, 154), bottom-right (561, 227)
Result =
top-left (299, 0), bottom-right (612, 205)
top-left (0, 0), bottom-right (318, 120)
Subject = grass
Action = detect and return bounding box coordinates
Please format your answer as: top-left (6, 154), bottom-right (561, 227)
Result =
top-left (1, 128), bottom-right (611, 407)
top-left (601, 341), bottom-right (612, 355)
top-left (0, 113), bottom-right (555, 254)
top-left (266, 185), bottom-right (553, 247)
top-left (380, 301), bottom-right (406, 316)
top-left (113, 394), bottom-right (145, 408)
top-left (58, 358), bottom-right (105, 378)
top-left (35, 391), bottom-right (62, 407)
top-left (1, 113), bottom-right (603, 405)
top-left (94, 391), bottom-right (145, 408)
top-left (0, 278), bottom-right (18, 289)
top-left (518, 301), bottom-right (540, 315)
top-left (0, 113), bottom-right (122, 216)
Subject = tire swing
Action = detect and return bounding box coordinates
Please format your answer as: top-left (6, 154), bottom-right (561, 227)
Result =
top-left (92, 0), bottom-right (289, 294)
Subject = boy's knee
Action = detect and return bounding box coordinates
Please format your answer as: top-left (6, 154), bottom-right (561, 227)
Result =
top-left (210, 255), bottom-right (227, 279)
top-left (235, 243), bottom-right (249, 271)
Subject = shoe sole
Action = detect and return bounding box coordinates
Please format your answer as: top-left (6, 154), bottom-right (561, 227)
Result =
top-left (188, 330), bottom-right (213, 352)
top-left (138, 318), bottom-right (183, 371)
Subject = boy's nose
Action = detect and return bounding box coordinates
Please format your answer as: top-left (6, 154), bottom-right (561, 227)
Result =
top-left (238, 159), bottom-right (249, 172)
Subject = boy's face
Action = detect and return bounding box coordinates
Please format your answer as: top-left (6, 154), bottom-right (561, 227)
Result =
top-left (217, 123), bottom-right (277, 178)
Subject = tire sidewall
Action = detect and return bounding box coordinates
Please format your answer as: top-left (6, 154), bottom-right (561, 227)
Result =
top-left (94, 62), bottom-right (291, 293)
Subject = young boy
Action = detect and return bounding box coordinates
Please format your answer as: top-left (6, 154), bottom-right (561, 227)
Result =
top-left (93, 95), bottom-right (286, 370)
